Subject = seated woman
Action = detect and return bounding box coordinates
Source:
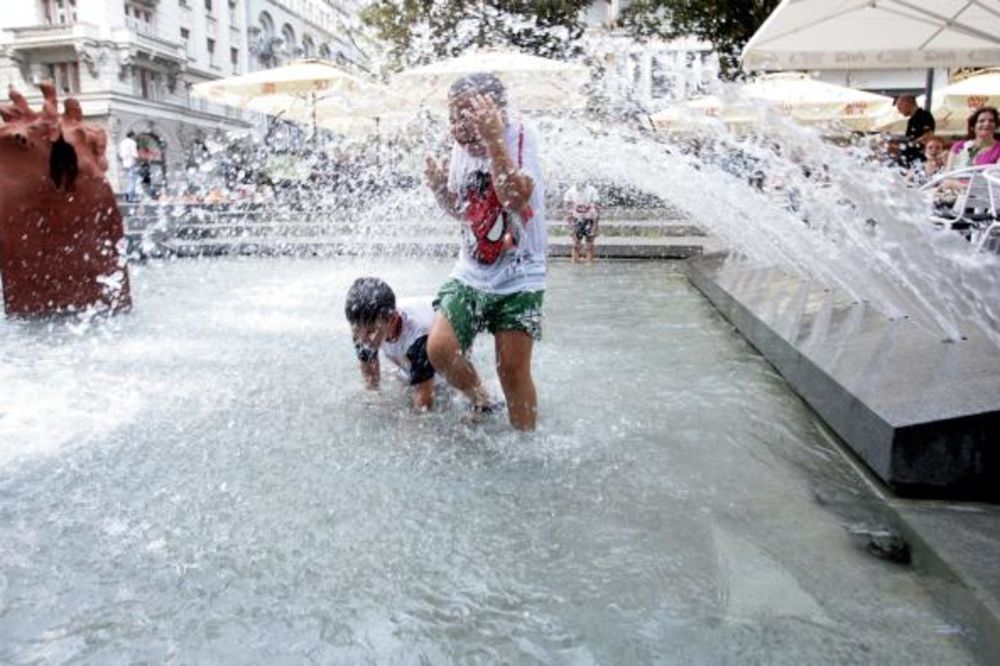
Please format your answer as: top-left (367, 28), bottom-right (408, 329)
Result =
top-left (933, 108), bottom-right (1000, 223)
top-left (945, 107), bottom-right (1000, 170)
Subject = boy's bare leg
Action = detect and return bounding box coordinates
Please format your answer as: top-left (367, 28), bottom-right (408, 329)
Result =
top-left (571, 238), bottom-right (580, 263)
top-left (587, 239), bottom-right (596, 263)
top-left (411, 379), bottom-right (434, 411)
top-left (495, 330), bottom-right (536, 431)
top-left (427, 314), bottom-right (492, 407)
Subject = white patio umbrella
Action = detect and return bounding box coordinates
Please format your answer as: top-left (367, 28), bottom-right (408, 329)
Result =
top-left (651, 96), bottom-right (758, 133)
top-left (743, 0), bottom-right (1000, 72)
top-left (392, 48), bottom-right (589, 112)
top-left (191, 59), bottom-right (394, 130)
top-left (652, 73), bottom-right (894, 133)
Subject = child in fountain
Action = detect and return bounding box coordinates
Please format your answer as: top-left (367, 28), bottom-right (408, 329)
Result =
top-left (345, 277), bottom-right (436, 411)
top-left (423, 72), bottom-right (546, 431)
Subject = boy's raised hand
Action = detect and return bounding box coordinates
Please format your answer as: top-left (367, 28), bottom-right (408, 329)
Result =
top-left (424, 155), bottom-right (448, 193)
top-left (467, 94), bottom-right (505, 146)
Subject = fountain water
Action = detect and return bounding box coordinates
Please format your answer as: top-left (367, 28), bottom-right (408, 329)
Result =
top-left (1, 53), bottom-right (997, 661)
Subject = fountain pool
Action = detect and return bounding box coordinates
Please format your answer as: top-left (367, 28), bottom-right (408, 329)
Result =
top-left (0, 257), bottom-right (984, 663)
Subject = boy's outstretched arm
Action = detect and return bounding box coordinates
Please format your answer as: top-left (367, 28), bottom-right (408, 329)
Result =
top-left (411, 379), bottom-right (434, 411)
top-left (360, 357), bottom-right (380, 390)
top-left (424, 156), bottom-right (461, 218)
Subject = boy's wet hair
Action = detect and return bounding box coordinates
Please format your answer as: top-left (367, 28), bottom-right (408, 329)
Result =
top-left (345, 277), bottom-right (395, 325)
top-left (448, 72), bottom-right (507, 109)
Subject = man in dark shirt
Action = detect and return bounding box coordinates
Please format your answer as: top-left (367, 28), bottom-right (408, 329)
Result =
top-left (896, 94), bottom-right (935, 166)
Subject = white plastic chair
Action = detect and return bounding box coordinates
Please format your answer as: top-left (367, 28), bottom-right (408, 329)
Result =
top-left (921, 166), bottom-right (1000, 253)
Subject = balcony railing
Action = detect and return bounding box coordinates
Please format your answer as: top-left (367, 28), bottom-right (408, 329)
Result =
top-left (125, 16), bottom-right (156, 37)
top-left (6, 21), bottom-right (99, 47)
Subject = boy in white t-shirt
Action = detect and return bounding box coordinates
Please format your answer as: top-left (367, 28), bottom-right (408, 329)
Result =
top-left (423, 72), bottom-right (545, 431)
top-left (345, 277), bottom-right (437, 410)
top-left (563, 183), bottom-right (600, 263)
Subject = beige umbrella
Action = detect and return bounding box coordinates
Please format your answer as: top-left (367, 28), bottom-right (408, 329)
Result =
top-left (743, 73), bottom-right (894, 131)
top-left (651, 96), bottom-right (758, 133)
top-left (392, 48), bottom-right (589, 112)
top-left (190, 59), bottom-right (394, 131)
top-left (653, 73), bottom-right (894, 134)
top-left (743, 0), bottom-right (1000, 72)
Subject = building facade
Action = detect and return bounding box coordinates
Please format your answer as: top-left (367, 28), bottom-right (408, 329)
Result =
top-left (245, 0), bottom-right (369, 73)
top-left (582, 0), bottom-right (720, 112)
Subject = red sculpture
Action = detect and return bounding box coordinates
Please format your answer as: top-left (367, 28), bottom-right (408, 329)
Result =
top-left (0, 82), bottom-right (131, 317)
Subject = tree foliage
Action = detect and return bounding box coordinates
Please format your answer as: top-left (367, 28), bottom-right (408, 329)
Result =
top-left (619, 0), bottom-right (780, 77)
top-left (360, 0), bottom-right (593, 69)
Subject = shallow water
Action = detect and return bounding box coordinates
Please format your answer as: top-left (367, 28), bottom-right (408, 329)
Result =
top-left (0, 258), bottom-right (983, 663)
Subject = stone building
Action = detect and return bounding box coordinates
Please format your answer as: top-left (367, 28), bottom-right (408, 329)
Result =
top-left (582, 0), bottom-right (720, 112)
top-left (245, 0), bottom-right (368, 73)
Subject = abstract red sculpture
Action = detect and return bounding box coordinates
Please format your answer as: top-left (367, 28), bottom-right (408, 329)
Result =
top-left (0, 82), bottom-right (131, 317)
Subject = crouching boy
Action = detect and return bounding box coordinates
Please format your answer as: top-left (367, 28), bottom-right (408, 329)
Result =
top-left (345, 277), bottom-right (437, 410)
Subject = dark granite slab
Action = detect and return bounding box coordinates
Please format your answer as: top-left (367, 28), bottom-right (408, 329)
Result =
top-left (687, 253), bottom-right (1000, 501)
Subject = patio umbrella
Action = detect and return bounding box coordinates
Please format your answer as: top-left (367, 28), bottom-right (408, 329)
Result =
top-left (652, 73), bottom-right (894, 133)
top-left (743, 0), bottom-right (1000, 71)
top-left (651, 96), bottom-right (758, 133)
top-left (191, 60), bottom-right (392, 133)
top-left (392, 48), bottom-right (589, 112)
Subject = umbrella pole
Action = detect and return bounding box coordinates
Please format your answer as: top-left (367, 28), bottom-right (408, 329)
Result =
top-left (312, 92), bottom-right (319, 148)
top-left (924, 68), bottom-right (935, 110)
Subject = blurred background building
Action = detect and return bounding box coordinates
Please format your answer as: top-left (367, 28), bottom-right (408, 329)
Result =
top-left (0, 0), bottom-right (366, 195)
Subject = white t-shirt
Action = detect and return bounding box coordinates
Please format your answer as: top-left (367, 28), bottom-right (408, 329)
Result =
top-left (119, 137), bottom-right (138, 168)
top-left (446, 120), bottom-right (546, 295)
top-left (380, 297), bottom-right (436, 384)
top-left (564, 184), bottom-right (599, 218)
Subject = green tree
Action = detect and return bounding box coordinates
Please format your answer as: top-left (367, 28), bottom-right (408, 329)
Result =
top-left (360, 0), bottom-right (593, 69)
top-left (619, 0), bottom-right (780, 77)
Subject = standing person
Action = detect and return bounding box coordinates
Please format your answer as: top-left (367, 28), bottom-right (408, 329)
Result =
top-left (895, 94), bottom-right (936, 167)
top-left (945, 107), bottom-right (1000, 170)
top-left (563, 182), bottom-right (600, 263)
top-left (423, 72), bottom-right (546, 431)
top-left (118, 130), bottom-right (138, 202)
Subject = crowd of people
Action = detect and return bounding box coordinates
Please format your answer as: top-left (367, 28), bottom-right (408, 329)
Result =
top-left (890, 94), bottom-right (1000, 185)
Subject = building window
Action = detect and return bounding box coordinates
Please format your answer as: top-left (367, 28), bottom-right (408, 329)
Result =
top-left (204, 0), bottom-right (212, 13)
top-left (259, 11), bottom-right (274, 38)
top-left (124, 2), bottom-right (154, 35)
top-left (42, 0), bottom-right (77, 25)
top-left (180, 27), bottom-right (191, 57)
top-left (318, 44), bottom-right (331, 60)
top-left (281, 23), bottom-right (296, 57)
top-left (301, 35), bottom-right (314, 59)
top-left (230, 47), bottom-right (239, 74)
top-left (207, 38), bottom-right (216, 66)
top-left (46, 61), bottom-right (81, 94)
top-left (132, 66), bottom-right (163, 100)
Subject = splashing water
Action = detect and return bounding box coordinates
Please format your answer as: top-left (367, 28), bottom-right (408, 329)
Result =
top-left (167, 74), bottom-right (1000, 348)
top-left (3, 45), bottom-right (997, 661)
